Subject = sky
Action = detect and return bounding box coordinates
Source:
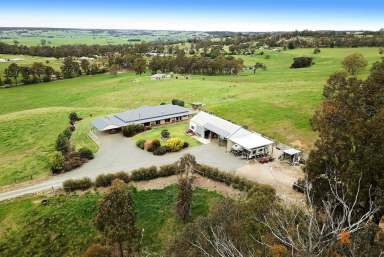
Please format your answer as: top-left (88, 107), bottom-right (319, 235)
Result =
top-left (1, 0), bottom-right (383, 32)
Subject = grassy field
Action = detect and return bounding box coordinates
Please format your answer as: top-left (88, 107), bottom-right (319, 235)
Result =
top-left (0, 47), bottom-right (381, 187)
top-left (0, 29), bottom-right (209, 46)
top-left (0, 185), bottom-right (222, 257)
top-left (133, 121), bottom-right (201, 147)
top-left (0, 54), bottom-right (62, 74)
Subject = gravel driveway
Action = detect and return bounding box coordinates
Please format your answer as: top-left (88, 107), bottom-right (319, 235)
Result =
top-left (0, 133), bottom-right (246, 201)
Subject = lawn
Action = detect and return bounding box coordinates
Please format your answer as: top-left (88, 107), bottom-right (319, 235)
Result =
top-left (133, 121), bottom-right (201, 148)
top-left (0, 47), bottom-right (381, 187)
top-left (0, 185), bottom-right (222, 257)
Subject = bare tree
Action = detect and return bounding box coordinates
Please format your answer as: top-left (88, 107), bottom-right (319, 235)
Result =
top-left (193, 175), bottom-right (379, 257)
top-left (258, 175), bottom-right (378, 257)
top-left (192, 227), bottom-right (247, 257)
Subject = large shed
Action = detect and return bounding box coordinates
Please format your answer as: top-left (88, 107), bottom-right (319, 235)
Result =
top-left (190, 111), bottom-right (274, 157)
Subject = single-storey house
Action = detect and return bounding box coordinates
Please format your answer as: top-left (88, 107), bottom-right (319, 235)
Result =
top-left (92, 104), bottom-right (193, 132)
top-left (189, 111), bottom-right (274, 158)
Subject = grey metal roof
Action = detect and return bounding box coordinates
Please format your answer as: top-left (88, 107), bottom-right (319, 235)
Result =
top-left (92, 104), bottom-right (192, 131)
top-left (191, 112), bottom-right (242, 138)
top-left (115, 104), bottom-right (191, 123)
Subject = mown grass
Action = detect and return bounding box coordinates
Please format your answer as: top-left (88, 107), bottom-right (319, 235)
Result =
top-left (0, 47), bottom-right (381, 186)
top-left (133, 121), bottom-right (200, 148)
top-left (0, 185), bottom-right (222, 257)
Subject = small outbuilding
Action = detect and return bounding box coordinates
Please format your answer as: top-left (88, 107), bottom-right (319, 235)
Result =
top-left (279, 148), bottom-right (302, 165)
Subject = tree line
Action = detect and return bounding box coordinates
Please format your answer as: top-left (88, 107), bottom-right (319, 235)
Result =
top-left (148, 54), bottom-right (244, 75)
top-left (0, 57), bottom-right (106, 87)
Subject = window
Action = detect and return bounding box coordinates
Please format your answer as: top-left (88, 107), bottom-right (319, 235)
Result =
top-left (165, 118), bottom-right (170, 123)
top-left (156, 120), bottom-right (160, 125)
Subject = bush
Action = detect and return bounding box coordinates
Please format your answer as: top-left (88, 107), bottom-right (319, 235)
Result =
top-left (144, 140), bottom-right (154, 152)
top-left (79, 147), bottom-right (94, 159)
top-left (158, 163), bottom-right (178, 176)
top-left (161, 129), bottom-right (170, 139)
top-left (171, 99), bottom-right (185, 107)
top-left (55, 133), bottom-right (71, 153)
top-left (114, 171), bottom-right (130, 183)
top-left (95, 173), bottom-right (116, 187)
top-left (165, 138), bottom-right (184, 152)
top-left (63, 156), bottom-right (85, 171)
top-left (69, 125), bottom-right (76, 132)
top-left (313, 48), bottom-right (321, 54)
top-left (153, 146), bottom-right (168, 155)
top-left (62, 127), bottom-right (72, 139)
top-left (131, 166), bottom-right (158, 181)
top-left (122, 124), bottom-right (145, 137)
top-left (290, 57), bottom-right (313, 68)
top-left (63, 177), bottom-right (93, 192)
top-left (69, 112), bottom-right (80, 122)
top-left (152, 139), bottom-right (161, 149)
top-left (51, 151), bottom-right (65, 174)
top-left (136, 139), bottom-right (145, 149)
top-left (182, 142), bottom-right (189, 148)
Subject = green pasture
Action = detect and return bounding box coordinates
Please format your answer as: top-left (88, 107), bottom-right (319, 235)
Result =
top-left (0, 47), bottom-right (381, 186)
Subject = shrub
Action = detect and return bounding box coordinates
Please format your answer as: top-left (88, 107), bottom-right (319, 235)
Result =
top-left (144, 140), bottom-right (154, 152)
top-left (79, 147), bottom-right (94, 159)
top-left (131, 166), bottom-right (158, 181)
top-left (290, 57), bottom-right (313, 68)
top-left (313, 48), bottom-right (321, 54)
top-left (51, 151), bottom-right (65, 174)
top-left (158, 163), bottom-right (178, 176)
top-left (55, 133), bottom-right (71, 153)
top-left (115, 171), bottom-right (130, 183)
top-left (69, 112), bottom-right (80, 122)
top-left (161, 129), bottom-right (170, 139)
top-left (171, 99), bottom-right (185, 107)
top-left (63, 177), bottom-right (93, 192)
top-left (122, 124), bottom-right (145, 137)
top-left (69, 125), bottom-right (76, 132)
top-left (165, 137), bottom-right (184, 152)
top-left (95, 173), bottom-right (116, 187)
top-left (153, 146), bottom-right (168, 155)
top-left (152, 139), bottom-right (161, 149)
top-left (82, 244), bottom-right (111, 257)
top-left (136, 139), bottom-right (145, 149)
top-left (182, 142), bottom-right (189, 148)
top-left (63, 157), bottom-right (85, 171)
top-left (62, 127), bottom-right (72, 139)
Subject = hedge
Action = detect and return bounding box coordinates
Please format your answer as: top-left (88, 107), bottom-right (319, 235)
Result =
top-left (63, 177), bottom-right (93, 192)
top-left (194, 164), bottom-right (257, 192)
top-left (62, 162), bottom-right (267, 193)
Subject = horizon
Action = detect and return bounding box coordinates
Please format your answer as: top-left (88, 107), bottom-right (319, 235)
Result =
top-left (1, 0), bottom-right (384, 32)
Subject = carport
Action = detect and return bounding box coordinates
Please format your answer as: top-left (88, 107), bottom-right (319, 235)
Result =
top-left (229, 133), bottom-right (274, 159)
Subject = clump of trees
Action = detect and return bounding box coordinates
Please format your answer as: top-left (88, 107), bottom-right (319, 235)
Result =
top-left (290, 57), bottom-right (314, 68)
top-left (305, 58), bottom-right (384, 223)
top-left (51, 112), bottom-right (94, 174)
top-left (149, 54), bottom-right (244, 75)
top-left (342, 52), bottom-right (368, 75)
top-left (2, 58), bottom-right (105, 87)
